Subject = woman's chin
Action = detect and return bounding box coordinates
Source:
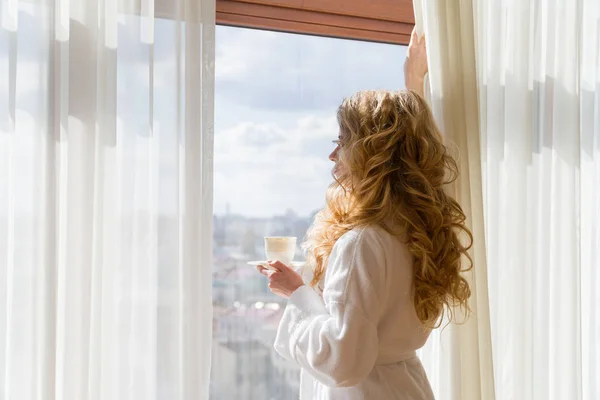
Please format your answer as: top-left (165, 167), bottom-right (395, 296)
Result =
top-left (332, 164), bottom-right (344, 176)
top-left (332, 169), bottom-right (348, 184)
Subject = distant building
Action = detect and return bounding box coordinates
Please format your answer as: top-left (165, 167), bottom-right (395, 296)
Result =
top-left (211, 340), bottom-right (270, 399)
top-left (212, 302), bottom-right (300, 399)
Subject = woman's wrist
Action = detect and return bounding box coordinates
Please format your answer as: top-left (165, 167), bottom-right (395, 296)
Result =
top-left (405, 74), bottom-right (425, 96)
top-left (291, 283), bottom-right (305, 295)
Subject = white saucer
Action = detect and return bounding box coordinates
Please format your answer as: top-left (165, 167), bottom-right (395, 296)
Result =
top-left (247, 260), bottom-right (305, 269)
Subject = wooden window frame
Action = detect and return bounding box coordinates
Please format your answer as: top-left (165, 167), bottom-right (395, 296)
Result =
top-left (215, 0), bottom-right (414, 45)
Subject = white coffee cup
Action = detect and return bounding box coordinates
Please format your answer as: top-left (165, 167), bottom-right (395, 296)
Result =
top-left (264, 236), bottom-right (297, 265)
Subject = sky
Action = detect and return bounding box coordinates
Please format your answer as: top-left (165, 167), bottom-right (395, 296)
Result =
top-left (213, 26), bottom-right (407, 217)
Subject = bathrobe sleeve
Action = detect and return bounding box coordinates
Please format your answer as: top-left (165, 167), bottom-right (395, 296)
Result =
top-left (273, 227), bottom-right (387, 388)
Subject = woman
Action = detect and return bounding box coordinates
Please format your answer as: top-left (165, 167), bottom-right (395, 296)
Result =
top-left (256, 30), bottom-right (472, 399)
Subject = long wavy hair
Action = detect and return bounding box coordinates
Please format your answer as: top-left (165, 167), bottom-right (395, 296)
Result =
top-left (303, 90), bottom-right (472, 327)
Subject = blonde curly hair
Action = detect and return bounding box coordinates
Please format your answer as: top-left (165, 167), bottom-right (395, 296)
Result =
top-left (303, 90), bottom-right (472, 328)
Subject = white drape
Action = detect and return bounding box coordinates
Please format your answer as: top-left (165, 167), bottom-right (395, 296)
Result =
top-left (478, 1), bottom-right (599, 399)
top-left (414, 0), bottom-right (600, 399)
top-left (412, 2), bottom-right (496, 399)
top-left (0, 0), bottom-right (215, 399)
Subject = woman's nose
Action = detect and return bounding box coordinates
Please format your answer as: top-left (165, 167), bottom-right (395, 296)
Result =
top-left (329, 147), bottom-right (338, 162)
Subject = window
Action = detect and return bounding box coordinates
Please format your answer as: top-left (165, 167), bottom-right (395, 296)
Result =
top-left (210, 25), bottom-right (407, 399)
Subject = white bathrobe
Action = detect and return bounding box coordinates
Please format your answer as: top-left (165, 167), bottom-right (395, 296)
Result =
top-left (274, 225), bottom-right (435, 399)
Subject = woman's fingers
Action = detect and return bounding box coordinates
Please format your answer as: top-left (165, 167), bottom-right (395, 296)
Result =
top-left (267, 260), bottom-right (291, 272)
top-left (256, 265), bottom-right (272, 277)
top-left (410, 28), bottom-right (419, 44)
top-left (410, 27), bottom-right (425, 47)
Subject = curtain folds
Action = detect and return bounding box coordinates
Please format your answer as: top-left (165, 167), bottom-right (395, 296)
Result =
top-left (0, 0), bottom-right (216, 399)
top-left (477, 1), bottom-right (599, 399)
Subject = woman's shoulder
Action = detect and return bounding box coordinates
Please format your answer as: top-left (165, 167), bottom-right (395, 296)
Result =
top-left (340, 224), bottom-right (393, 241)
top-left (334, 224), bottom-right (391, 254)
top-left (333, 224), bottom-right (409, 261)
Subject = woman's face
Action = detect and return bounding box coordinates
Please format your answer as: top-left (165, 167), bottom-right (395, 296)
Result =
top-left (329, 135), bottom-right (346, 179)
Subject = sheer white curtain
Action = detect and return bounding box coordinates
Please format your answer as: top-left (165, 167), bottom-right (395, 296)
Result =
top-left (414, 0), bottom-right (600, 399)
top-left (0, 0), bottom-right (215, 399)
top-left (477, 1), bottom-right (599, 399)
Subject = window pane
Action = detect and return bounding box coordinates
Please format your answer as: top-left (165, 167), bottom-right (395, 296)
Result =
top-left (211, 26), bottom-right (407, 399)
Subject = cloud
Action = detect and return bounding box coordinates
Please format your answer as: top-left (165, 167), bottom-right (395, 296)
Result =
top-left (213, 115), bottom-right (338, 217)
top-left (225, 122), bottom-right (288, 148)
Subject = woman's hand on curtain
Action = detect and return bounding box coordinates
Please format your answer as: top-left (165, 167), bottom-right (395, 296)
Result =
top-left (257, 261), bottom-right (305, 299)
top-left (404, 28), bottom-right (428, 97)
